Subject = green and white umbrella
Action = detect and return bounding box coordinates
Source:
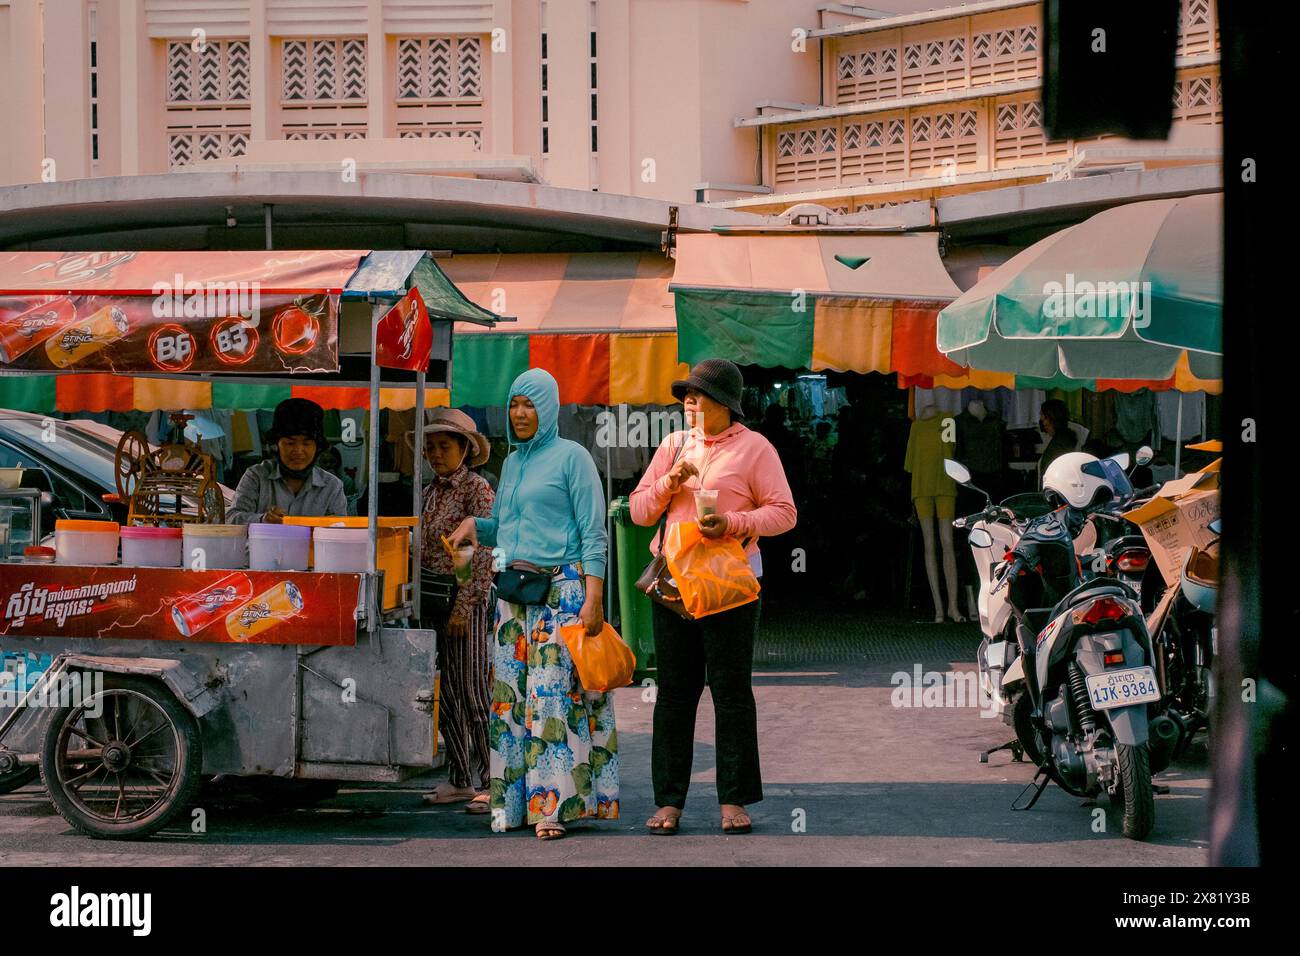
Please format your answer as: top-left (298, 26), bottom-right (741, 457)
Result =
top-left (938, 193), bottom-right (1222, 382)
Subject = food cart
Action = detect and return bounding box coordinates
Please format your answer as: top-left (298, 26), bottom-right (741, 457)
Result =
top-left (0, 249), bottom-right (503, 838)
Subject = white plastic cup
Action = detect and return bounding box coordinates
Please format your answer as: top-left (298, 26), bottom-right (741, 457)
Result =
top-left (695, 489), bottom-right (719, 520)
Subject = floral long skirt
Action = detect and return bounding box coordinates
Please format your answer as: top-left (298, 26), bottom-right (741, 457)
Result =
top-left (488, 563), bottom-right (620, 831)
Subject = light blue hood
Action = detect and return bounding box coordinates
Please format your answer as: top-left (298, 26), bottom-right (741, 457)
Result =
top-left (507, 368), bottom-right (560, 453)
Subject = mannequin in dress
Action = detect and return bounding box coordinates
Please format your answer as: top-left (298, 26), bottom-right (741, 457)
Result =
top-left (904, 404), bottom-right (965, 623)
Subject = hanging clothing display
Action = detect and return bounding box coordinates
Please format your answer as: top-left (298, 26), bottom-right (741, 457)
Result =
top-left (912, 387), bottom-right (965, 417)
top-left (1114, 389), bottom-right (1160, 445)
top-left (230, 411), bottom-right (255, 455)
top-left (388, 408), bottom-right (417, 476)
top-left (1080, 391), bottom-right (1117, 452)
top-left (483, 404), bottom-right (510, 439)
top-left (1156, 390), bottom-right (1206, 442)
top-left (955, 409), bottom-right (1005, 476)
top-left (821, 386), bottom-right (849, 418)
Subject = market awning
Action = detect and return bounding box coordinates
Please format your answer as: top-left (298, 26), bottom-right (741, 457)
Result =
top-left (438, 252), bottom-right (685, 406)
top-left (670, 233), bottom-right (970, 380)
top-left (0, 250), bottom-right (505, 413)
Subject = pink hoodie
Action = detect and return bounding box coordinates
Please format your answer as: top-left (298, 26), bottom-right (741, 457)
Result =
top-left (630, 423), bottom-right (797, 573)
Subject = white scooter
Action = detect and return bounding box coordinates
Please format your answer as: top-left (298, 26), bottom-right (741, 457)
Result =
top-left (946, 459), bottom-right (1055, 753)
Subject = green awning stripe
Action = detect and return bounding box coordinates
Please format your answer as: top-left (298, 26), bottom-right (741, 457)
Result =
top-left (675, 289), bottom-right (814, 369)
top-left (0, 376), bottom-right (56, 412)
top-left (451, 334), bottom-right (530, 407)
top-left (211, 383), bottom-right (293, 409)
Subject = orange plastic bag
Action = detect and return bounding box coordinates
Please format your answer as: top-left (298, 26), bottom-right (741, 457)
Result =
top-left (560, 621), bottom-right (637, 692)
top-left (662, 521), bottom-right (761, 619)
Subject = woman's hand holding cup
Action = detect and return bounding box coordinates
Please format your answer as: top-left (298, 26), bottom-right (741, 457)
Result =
top-left (698, 513), bottom-right (730, 539)
top-left (450, 516), bottom-right (478, 549)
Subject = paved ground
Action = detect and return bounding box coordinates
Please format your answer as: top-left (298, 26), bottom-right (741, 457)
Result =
top-left (0, 606), bottom-right (1210, 866)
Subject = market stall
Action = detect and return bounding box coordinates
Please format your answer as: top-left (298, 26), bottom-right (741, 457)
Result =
top-left (0, 249), bottom-right (504, 838)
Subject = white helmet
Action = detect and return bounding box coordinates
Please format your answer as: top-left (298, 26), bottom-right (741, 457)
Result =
top-left (1043, 452), bottom-right (1114, 510)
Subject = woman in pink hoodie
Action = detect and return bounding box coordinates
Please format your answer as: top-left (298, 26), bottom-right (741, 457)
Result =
top-left (630, 359), bottom-right (797, 835)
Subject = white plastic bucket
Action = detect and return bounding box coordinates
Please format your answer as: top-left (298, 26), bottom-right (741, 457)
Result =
top-left (120, 526), bottom-right (183, 567)
top-left (312, 526), bottom-right (370, 573)
top-left (248, 523), bottom-right (312, 571)
top-left (182, 524), bottom-right (248, 570)
top-left (54, 520), bottom-right (119, 565)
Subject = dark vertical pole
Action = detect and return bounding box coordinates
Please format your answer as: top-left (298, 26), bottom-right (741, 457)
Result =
top-left (1211, 2), bottom-right (1288, 866)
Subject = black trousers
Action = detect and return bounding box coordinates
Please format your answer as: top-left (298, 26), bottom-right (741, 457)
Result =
top-left (651, 598), bottom-right (763, 809)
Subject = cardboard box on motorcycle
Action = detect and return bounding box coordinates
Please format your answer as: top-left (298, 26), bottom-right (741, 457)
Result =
top-left (1122, 459), bottom-right (1220, 587)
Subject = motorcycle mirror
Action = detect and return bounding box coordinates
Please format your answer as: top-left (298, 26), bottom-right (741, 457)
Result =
top-left (1135, 445), bottom-right (1154, 467)
top-left (943, 459), bottom-right (972, 486)
top-left (967, 527), bottom-right (994, 548)
top-left (1208, 518), bottom-right (1222, 535)
top-left (1108, 452), bottom-right (1131, 471)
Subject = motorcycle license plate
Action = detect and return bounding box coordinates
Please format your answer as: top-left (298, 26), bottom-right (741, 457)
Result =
top-left (1085, 666), bottom-right (1162, 711)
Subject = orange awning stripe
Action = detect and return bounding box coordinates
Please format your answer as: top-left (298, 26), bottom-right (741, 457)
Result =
top-left (609, 334), bottom-right (688, 405)
top-left (812, 299), bottom-right (892, 374)
top-left (134, 377), bottom-right (210, 411)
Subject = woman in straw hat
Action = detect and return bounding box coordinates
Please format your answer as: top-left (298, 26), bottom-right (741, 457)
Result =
top-left (414, 408), bottom-right (496, 813)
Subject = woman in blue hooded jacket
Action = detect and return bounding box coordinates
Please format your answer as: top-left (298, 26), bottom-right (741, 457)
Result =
top-left (450, 368), bottom-right (618, 840)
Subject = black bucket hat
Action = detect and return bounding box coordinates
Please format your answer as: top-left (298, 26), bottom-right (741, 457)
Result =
top-left (267, 397), bottom-right (327, 447)
top-left (671, 358), bottom-right (745, 420)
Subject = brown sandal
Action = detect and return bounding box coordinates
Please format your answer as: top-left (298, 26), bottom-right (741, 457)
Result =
top-left (721, 809), bottom-right (752, 834)
top-left (536, 821), bottom-right (567, 841)
top-left (645, 810), bottom-right (681, 835)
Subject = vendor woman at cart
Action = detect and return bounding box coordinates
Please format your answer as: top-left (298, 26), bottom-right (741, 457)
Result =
top-left (228, 398), bottom-right (349, 523)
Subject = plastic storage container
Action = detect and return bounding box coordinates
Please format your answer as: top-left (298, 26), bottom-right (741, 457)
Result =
top-left (285, 516), bottom-right (415, 609)
top-left (182, 523), bottom-right (248, 570)
top-left (248, 522), bottom-right (312, 571)
top-left (120, 526), bottom-right (183, 567)
top-left (312, 526), bottom-right (370, 573)
top-left (55, 519), bottom-right (120, 565)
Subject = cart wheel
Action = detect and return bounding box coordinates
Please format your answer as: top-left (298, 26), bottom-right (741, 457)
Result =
top-left (0, 766), bottom-right (38, 794)
top-left (114, 430), bottom-right (151, 500)
top-left (40, 675), bottom-right (202, 839)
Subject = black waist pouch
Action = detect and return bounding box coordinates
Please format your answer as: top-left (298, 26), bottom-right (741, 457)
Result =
top-left (495, 561), bottom-right (555, 606)
top-left (419, 573), bottom-right (459, 626)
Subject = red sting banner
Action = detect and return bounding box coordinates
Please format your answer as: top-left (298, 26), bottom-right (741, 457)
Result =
top-left (0, 250), bottom-right (363, 374)
top-left (0, 566), bottom-right (363, 646)
top-left (375, 287), bottom-right (432, 371)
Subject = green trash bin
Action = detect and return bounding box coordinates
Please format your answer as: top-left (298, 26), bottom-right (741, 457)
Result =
top-left (609, 496), bottom-right (657, 677)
